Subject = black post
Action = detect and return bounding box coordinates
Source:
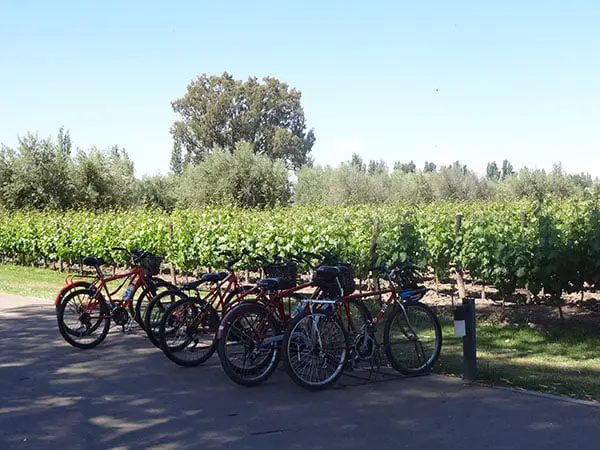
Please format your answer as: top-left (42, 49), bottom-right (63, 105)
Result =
top-left (462, 297), bottom-right (477, 381)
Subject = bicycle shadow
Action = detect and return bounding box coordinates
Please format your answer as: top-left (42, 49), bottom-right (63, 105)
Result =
top-left (1, 301), bottom-right (599, 450)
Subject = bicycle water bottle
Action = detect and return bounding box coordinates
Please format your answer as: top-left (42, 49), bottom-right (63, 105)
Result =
top-left (291, 300), bottom-right (303, 318)
top-left (122, 283), bottom-right (135, 301)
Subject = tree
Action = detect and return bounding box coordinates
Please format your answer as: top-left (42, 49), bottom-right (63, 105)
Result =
top-left (176, 142), bottom-right (291, 208)
top-left (423, 161), bottom-right (437, 173)
top-left (57, 126), bottom-right (72, 155)
top-left (486, 161), bottom-right (501, 181)
top-left (501, 159), bottom-right (514, 180)
top-left (367, 159), bottom-right (388, 175)
top-left (349, 153), bottom-right (365, 172)
top-left (393, 160), bottom-right (416, 173)
top-left (0, 132), bottom-right (77, 209)
top-left (170, 141), bottom-right (184, 175)
top-left (136, 175), bottom-right (176, 210)
top-left (171, 72), bottom-right (315, 170)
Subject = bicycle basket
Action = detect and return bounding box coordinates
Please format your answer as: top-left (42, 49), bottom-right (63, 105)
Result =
top-left (313, 264), bottom-right (356, 297)
top-left (141, 254), bottom-right (163, 276)
top-left (264, 261), bottom-right (298, 288)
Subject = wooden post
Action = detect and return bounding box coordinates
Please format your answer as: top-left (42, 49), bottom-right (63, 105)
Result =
top-left (369, 218), bottom-right (380, 294)
top-left (455, 214), bottom-right (467, 300)
top-left (521, 211), bottom-right (534, 304)
top-left (168, 222), bottom-right (177, 284)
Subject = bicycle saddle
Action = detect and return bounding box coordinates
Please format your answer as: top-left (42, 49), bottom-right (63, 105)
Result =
top-left (201, 272), bottom-right (228, 283)
top-left (181, 279), bottom-right (205, 290)
top-left (257, 277), bottom-right (294, 291)
top-left (83, 256), bottom-right (105, 267)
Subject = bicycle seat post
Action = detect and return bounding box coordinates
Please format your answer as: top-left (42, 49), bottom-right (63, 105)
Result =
top-left (95, 264), bottom-right (104, 280)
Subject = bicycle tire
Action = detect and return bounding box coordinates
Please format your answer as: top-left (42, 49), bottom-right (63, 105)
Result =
top-left (57, 288), bottom-right (111, 349)
top-left (55, 281), bottom-right (94, 313)
top-left (158, 298), bottom-right (219, 367)
top-left (134, 277), bottom-right (178, 330)
top-left (144, 289), bottom-right (189, 348)
top-left (383, 302), bottom-right (442, 375)
top-left (217, 302), bottom-right (282, 387)
top-left (282, 308), bottom-right (348, 391)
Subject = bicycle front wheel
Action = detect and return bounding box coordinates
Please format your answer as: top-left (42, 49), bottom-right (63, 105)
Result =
top-left (134, 278), bottom-right (179, 331)
top-left (144, 289), bottom-right (189, 348)
top-left (383, 302), bottom-right (442, 375)
top-left (282, 309), bottom-right (348, 391)
top-left (158, 298), bottom-right (219, 367)
top-left (216, 303), bottom-right (281, 387)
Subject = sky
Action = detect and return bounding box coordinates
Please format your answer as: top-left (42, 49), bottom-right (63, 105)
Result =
top-left (1, 0), bottom-right (599, 177)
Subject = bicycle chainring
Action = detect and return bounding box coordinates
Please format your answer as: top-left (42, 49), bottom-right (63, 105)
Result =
top-left (353, 333), bottom-right (375, 360)
top-left (112, 306), bottom-right (129, 326)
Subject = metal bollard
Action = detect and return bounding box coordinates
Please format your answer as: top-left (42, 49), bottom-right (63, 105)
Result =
top-left (454, 298), bottom-right (477, 382)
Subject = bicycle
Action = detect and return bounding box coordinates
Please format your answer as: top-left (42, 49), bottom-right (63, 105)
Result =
top-left (54, 252), bottom-right (176, 331)
top-left (156, 251), bottom-right (303, 367)
top-left (215, 251), bottom-right (348, 387)
top-left (55, 248), bottom-right (173, 349)
top-left (144, 250), bottom-right (255, 350)
top-left (281, 263), bottom-right (442, 390)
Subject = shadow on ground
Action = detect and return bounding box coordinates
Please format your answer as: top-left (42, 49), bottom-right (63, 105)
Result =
top-left (1, 300), bottom-right (600, 450)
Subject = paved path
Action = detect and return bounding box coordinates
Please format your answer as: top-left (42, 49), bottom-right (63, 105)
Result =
top-left (1, 294), bottom-right (600, 450)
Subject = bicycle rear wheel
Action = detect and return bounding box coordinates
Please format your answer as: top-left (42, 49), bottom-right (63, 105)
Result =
top-left (217, 303), bottom-right (281, 387)
top-left (158, 298), bottom-right (219, 367)
top-left (383, 302), bottom-right (442, 375)
top-left (57, 288), bottom-right (111, 349)
top-left (55, 281), bottom-right (94, 313)
top-left (282, 309), bottom-right (348, 391)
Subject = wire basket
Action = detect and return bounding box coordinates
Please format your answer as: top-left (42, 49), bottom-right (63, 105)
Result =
top-left (313, 264), bottom-right (356, 297)
top-left (141, 254), bottom-right (163, 277)
top-left (263, 261), bottom-right (298, 288)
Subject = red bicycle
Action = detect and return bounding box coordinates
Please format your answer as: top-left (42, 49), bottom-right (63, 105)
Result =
top-left (144, 250), bottom-right (254, 350)
top-left (156, 251), bottom-right (305, 366)
top-left (282, 264), bottom-right (443, 390)
top-left (56, 248), bottom-right (172, 349)
top-left (215, 252), bottom-right (350, 386)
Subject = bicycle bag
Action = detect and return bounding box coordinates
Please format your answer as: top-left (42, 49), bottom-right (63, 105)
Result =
top-left (263, 261), bottom-right (298, 289)
top-left (313, 264), bottom-right (356, 297)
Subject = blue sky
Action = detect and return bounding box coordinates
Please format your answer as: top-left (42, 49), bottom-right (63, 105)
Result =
top-left (1, 0), bottom-right (598, 177)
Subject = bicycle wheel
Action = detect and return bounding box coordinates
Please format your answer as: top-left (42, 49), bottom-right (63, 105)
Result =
top-left (383, 302), bottom-right (442, 375)
top-left (134, 278), bottom-right (178, 330)
top-left (57, 288), bottom-right (111, 349)
top-left (282, 309), bottom-right (348, 390)
top-left (217, 303), bottom-right (281, 387)
top-left (144, 289), bottom-right (189, 348)
top-left (158, 298), bottom-right (219, 367)
top-left (340, 298), bottom-right (374, 364)
top-left (55, 281), bottom-right (94, 313)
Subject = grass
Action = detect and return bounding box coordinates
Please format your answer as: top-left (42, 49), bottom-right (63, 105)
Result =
top-left (436, 311), bottom-right (600, 403)
top-left (0, 263), bottom-right (67, 300)
top-left (1, 262), bottom-right (600, 402)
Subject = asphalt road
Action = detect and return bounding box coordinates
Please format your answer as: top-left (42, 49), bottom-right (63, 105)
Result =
top-left (1, 294), bottom-right (600, 450)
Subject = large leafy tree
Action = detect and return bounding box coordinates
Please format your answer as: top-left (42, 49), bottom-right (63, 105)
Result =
top-left (171, 72), bottom-right (315, 170)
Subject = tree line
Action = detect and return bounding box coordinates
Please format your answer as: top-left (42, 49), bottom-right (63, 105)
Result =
top-left (0, 73), bottom-right (596, 210)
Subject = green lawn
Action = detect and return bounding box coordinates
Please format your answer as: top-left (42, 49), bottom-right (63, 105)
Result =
top-left (0, 263), bottom-right (67, 300)
top-left (436, 313), bottom-right (600, 402)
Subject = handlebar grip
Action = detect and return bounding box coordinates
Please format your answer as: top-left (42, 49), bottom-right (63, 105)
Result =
top-left (112, 247), bottom-right (128, 252)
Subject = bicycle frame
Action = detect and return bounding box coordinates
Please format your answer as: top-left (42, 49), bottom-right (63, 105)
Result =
top-left (72, 266), bottom-right (150, 320)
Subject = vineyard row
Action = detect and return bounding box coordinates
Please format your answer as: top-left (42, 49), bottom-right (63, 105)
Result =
top-left (1, 198), bottom-right (600, 297)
